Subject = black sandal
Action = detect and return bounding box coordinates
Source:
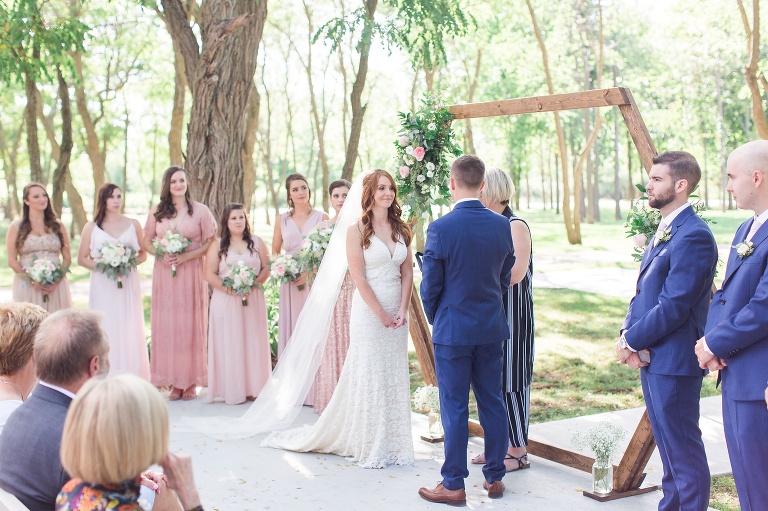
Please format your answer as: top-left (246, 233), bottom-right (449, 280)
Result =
top-left (505, 453), bottom-right (531, 472)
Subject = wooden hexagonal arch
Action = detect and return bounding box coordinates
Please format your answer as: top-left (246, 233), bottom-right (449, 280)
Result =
top-left (409, 87), bottom-right (659, 501)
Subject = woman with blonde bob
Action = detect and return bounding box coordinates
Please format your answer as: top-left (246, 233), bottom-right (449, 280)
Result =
top-left (57, 374), bottom-right (204, 511)
top-left (473, 167), bottom-right (535, 473)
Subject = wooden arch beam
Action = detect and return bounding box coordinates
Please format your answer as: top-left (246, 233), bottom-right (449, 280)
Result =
top-left (409, 87), bottom-right (659, 501)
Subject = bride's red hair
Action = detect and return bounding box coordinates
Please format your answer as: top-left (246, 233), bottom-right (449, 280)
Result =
top-left (360, 170), bottom-right (412, 249)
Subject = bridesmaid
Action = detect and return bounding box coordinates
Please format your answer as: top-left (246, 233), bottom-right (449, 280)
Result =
top-left (77, 183), bottom-right (150, 380)
top-left (313, 179), bottom-right (354, 413)
top-left (272, 173), bottom-right (328, 358)
top-left (205, 204), bottom-right (271, 404)
top-left (5, 183), bottom-right (72, 311)
top-left (143, 166), bottom-right (216, 401)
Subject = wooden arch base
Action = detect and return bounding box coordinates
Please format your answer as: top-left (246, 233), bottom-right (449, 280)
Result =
top-left (408, 87), bottom-right (659, 501)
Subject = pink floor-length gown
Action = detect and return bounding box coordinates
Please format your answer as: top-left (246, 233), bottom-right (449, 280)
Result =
top-left (278, 209), bottom-right (324, 406)
top-left (313, 271), bottom-right (354, 413)
top-left (208, 237), bottom-right (271, 404)
top-left (88, 225), bottom-right (150, 380)
top-left (12, 233), bottom-right (72, 312)
top-left (145, 202), bottom-right (216, 389)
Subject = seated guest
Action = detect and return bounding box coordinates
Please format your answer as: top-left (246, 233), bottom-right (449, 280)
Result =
top-left (0, 309), bottom-right (110, 511)
top-left (57, 374), bottom-right (203, 511)
top-left (0, 302), bottom-right (47, 434)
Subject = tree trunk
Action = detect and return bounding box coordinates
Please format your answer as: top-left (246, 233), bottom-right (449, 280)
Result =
top-left (525, 0), bottom-right (579, 243)
top-left (464, 49), bottom-right (481, 155)
top-left (163, 0), bottom-right (267, 219)
top-left (72, 52), bottom-right (107, 195)
top-left (716, 68), bottom-right (728, 211)
top-left (24, 54), bottom-right (43, 184)
top-left (340, 0), bottom-right (377, 181)
top-left (169, 42), bottom-right (188, 166)
top-left (241, 83), bottom-right (260, 212)
top-left (51, 69), bottom-right (73, 217)
top-left (0, 120), bottom-right (23, 217)
top-left (613, 107), bottom-right (621, 220)
top-left (736, 0), bottom-right (768, 139)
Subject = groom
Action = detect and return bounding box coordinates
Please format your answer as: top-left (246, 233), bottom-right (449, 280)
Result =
top-left (419, 155), bottom-right (515, 504)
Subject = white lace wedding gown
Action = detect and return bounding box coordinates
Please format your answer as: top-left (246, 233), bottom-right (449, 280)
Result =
top-left (262, 236), bottom-right (415, 469)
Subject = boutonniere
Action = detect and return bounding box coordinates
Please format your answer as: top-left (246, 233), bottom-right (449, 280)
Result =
top-left (655, 228), bottom-right (672, 245)
top-left (734, 240), bottom-right (755, 259)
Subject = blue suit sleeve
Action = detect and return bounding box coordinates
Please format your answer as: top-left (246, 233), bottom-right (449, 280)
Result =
top-left (707, 266), bottom-right (768, 358)
top-left (500, 227), bottom-right (515, 294)
top-left (420, 223), bottom-right (444, 324)
top-left (625, 228), bottom-right (716, 351)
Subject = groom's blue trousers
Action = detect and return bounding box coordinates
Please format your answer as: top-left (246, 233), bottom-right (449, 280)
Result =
top-left (434, 342), bottom-right (508, 490)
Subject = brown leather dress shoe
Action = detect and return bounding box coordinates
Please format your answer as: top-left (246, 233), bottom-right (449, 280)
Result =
top-left (418, 482), bottom-right (467, 506)
top-left (483, 480), bottom-right (505, 499)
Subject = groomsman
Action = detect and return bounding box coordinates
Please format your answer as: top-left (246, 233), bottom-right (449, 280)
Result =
top-left (616, 151), bottom-right (717, 511)
top-left (695, 140), bottom-right (768, 511)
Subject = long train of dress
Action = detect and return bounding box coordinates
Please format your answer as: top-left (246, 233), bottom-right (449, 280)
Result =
top-left (262, 236), bottom-right (414, 469)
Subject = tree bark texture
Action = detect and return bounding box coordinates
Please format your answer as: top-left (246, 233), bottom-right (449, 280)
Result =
top-left (736, 0), bottom-right (768, 139)
top-left (169, 42), bottom-right (188, 166)
top-left (0, 120), bottom-right (23, 217)
top-left (241, 83), bottom-right (260, 212)
top-left (340, 0), bottom-right (377, 181)
top-left (51, 69), bottom-right (73, 217)
top-left (24, 56), bottom-right (43, 184)
top-left (164, 0), bottom-right (267, 218)
top-left (72, 52), bottom-right (107, 195)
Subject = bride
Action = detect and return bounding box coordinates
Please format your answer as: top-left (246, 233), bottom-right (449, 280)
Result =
top-left (262, 169), bottom-right (415, 468)
top-left (184, 170), bottom-right (414, 468)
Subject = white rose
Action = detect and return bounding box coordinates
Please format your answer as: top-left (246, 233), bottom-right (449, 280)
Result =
top-left (417, 175), bottom-right (426, 182)
top-left (427, 123), bottom-right (437, 131)
top-left (405, 146), bottom-right (414, 155)
top-left (426, 162), bottom-right (435, 171)
top-left (426, 170), bottom-right (434, 178)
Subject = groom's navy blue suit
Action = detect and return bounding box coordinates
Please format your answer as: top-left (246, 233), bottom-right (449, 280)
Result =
top-left (622, 204), bottom-right (716, 511)
top-left (421, 199), bottom-right (515, 490)
top-left (704, 218), bottom-right (768, 511)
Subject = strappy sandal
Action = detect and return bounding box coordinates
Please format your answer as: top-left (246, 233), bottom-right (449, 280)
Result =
top-left (505, 452), bottom-right (531, 473)
top-left (181, 385), bottom-right (197, 401)
top-left (168, 387), bottom-right (183, 401)
top-left (471, 453), bottom-right (486, 465)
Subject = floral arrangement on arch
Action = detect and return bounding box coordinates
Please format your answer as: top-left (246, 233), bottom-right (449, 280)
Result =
top-left (624, 183), bottom-right (713, 262)
top-left (394, 95), bottom-right (462, 223)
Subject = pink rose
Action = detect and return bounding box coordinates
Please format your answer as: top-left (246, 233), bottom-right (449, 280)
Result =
top-left (276, 265), bottom-right (285, 276)
top-left (413, 146), bottom-right (426, 161)
top-left (399, 166), bottom-right (410, 178)
top-left (398, 135), bottom-right (410, 147)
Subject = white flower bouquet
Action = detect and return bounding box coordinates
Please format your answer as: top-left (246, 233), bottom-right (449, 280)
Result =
top-left (571, 419), bottom-right (626, 465)
top-left (153, 231), bottom-right (191, 277)
top-left (413, 384), bottom-right (440, 413)
top-left (298, 225), bottom-right (334, 279)
top-left (95, 242), bottom-right (139, 289)
top-left (269, 253), bottom-right (304, 291)
top-left (24, 257), bottom-right (67, 302)
top-left (222, 260), bottom-right (259, 306)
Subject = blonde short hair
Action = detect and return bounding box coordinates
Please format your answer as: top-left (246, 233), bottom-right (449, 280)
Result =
top-left (482, 168), bottom-right (516, 206)
top-left (60, 374), bottom-right (169, 484)
top-left (0, 303), bottom-right (47, 376)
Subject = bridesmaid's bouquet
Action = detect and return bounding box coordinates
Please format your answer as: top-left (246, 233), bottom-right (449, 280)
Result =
top-left (24, 258), bottom-right (67, 302)
top-left (153, 231), bottom-right (191, 278)
top-left (269, 253), bottom-right (304, 291)
top-left (222, 260), bottom-right (259, 306)
top-left (95, 242), bottom-right (139, 289)
top-left (298, 225), bottom-right (334, 280)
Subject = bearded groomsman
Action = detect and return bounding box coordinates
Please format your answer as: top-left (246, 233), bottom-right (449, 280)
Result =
top-left (617, 151), bottom-right (717, 511)
top-left (695, 140), bottom-right (768, 511)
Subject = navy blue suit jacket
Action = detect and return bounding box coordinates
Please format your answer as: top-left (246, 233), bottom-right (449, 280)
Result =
top-left (0, 383), bottom-right (71, 511)
top-left (420, 200), bottom-right (515, 346)
top-left (706, 218), bottom-right (768, 401)
top-left (623, 205), bottom-right (717, 376)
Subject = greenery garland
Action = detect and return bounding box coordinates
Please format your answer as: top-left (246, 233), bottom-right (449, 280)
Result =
top-left (393, 95), bottom-right (462, 223)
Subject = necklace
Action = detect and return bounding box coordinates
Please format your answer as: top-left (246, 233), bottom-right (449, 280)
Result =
top-left (0, 378), bottom-right (24, 401)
